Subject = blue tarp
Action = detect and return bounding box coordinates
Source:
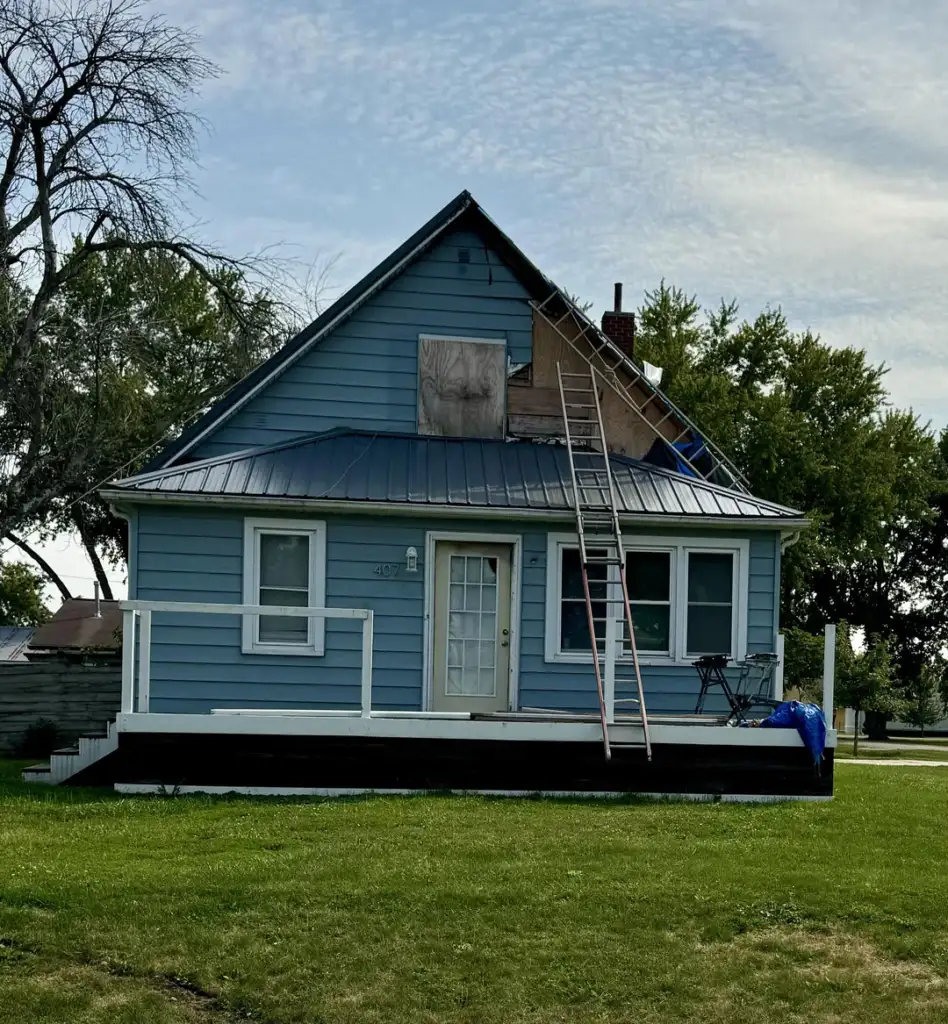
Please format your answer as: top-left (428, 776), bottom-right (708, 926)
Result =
top-left (760, 701), bottom-right (827, 765)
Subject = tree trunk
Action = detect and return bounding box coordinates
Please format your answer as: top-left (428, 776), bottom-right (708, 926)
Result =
top-left (3, 531), bottom-right (72, 602)
top-left (72, 508), bottom-right (113, 600)
top-left (864, 711), bottom-right (888, 741)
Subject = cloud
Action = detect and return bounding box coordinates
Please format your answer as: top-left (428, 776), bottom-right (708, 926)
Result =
top-left (160, 0), bottom-right (948, 425)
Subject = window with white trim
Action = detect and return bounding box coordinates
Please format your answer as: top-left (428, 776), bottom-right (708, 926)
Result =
top-left (242, 518), bottom-right (327, 656)
top-left (545, 534), bottom-right (748, 665)
top-left (685, 551), bottom-right (734, 657)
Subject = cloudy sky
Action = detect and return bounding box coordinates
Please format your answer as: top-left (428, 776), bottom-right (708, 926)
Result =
top-left (20, 0), bottom-right (948, 601)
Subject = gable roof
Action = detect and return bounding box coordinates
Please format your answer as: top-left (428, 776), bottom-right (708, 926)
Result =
top-left (148, 190), bottom-right (559, 471)
top-left (106, 429), bottom-right (804, 526)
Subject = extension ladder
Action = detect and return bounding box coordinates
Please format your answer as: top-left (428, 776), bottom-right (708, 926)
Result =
top-left (537, 293), bottom-right (748, 493)
top-left (557, 362), bottom-right (653, 762)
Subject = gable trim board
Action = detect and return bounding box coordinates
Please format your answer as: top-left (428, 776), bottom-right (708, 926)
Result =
top-left (146, 191), bottom-right (558, 471)
top-left (138, 190), bottom-right (735, 490)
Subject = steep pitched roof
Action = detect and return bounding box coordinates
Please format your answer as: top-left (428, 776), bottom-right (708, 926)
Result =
top-left (148, 190), bottom-right (559, 471)
top-left (107, 429), bottom-right (804, 524)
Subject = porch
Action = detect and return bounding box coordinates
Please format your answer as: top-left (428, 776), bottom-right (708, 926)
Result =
top-left (82, 598), bottom-right (837, 799)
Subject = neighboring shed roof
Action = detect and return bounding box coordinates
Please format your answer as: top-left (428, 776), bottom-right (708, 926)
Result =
top-left (0, 626), bottom-right (33, 661)
top-left (106, 430), bottom-right (803, 523)
top-left (29, 599), bottom-right (122, 652)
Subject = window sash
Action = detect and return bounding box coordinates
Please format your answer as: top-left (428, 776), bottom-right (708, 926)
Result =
top-left (684, 550), bottom-right (736, 657)
top-left (256, 531), bottom-right (312, 646)
top-left (546, 535), bottom-right (747, 665)
top-left (242, 519), bottom-right (326, 656)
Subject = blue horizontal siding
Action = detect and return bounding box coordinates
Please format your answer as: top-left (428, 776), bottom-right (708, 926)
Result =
top-left (193, 230), bottom-right (534, 458)
top-left (135, 508), bottom-right (782, 720)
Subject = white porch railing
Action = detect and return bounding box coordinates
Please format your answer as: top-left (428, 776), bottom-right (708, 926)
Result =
top-left (119, 600), bottom-right (374, 716)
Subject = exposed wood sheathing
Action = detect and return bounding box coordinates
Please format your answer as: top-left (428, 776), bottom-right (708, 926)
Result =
top-left (507, 310), bottom-right (689, 457)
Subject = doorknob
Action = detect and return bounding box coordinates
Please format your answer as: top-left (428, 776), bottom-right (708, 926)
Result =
top-left (501, 627), bottom-right (509, 648)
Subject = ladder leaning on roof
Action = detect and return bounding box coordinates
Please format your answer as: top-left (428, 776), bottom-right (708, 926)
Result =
top-left (556, 362), bottom-right (653, 762)
top-left (536, 292), bottom-right (749, 494)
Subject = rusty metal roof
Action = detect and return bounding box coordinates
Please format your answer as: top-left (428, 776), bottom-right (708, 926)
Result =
top-left (29, 599), bottom-right (122, 651)
top-left (107, 430), bottom-right (803, 522)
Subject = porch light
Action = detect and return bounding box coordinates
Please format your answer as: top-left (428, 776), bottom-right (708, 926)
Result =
top-left (405, 547), bottom-right (418, 572)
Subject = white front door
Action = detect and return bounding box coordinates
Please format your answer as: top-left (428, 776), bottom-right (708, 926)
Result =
top-left (431, 542), bottom-right (512, 713)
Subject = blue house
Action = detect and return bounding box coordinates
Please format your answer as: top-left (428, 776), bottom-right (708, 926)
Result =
top-left (28, 191), bottom-right (833, 797)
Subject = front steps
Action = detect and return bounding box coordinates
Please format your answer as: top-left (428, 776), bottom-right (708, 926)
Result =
top-left (22, 721), bottom-right (119, 785)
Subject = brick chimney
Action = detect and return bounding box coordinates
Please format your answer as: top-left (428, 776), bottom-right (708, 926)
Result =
top-left (601, 282), bottom-right (635, 360)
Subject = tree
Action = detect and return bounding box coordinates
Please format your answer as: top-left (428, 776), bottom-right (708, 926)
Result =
top-left (835, 627), bottom-right (902, 757)
top-left (0, 0), bottom-right (267, 541)
top-left (899, 663), bottom-right (946, 736)
top-left (633, 284), bottom-right (947, 685)
top-left (0, 560), bottom-right (49, 625)
top-left (18, 244), bottom-right (282, 593)
top-left (782, 626), bottom-right (824, 703)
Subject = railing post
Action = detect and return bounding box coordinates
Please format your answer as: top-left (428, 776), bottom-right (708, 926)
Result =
top-left (121, 608), bottom-right (136, 713)
top-left (137, 609), bottom-right (152, 713)
top-left (774, 632), bottom-right (785, 702)
top-left (361, 610), bottom-right (374, 717)
top-left (823, 623), bottom-right (836, 727)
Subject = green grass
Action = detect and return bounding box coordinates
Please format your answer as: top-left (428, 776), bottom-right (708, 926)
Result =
top-left (2, 761), bottom-right (948, 1023)
top-left (835, 744), bottom-right (948, 761)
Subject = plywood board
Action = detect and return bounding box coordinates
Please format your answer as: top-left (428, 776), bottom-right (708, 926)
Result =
top-left (527, 310), bottom-right (689, 458)
top-left (418, 337), bottom-right (506, 438)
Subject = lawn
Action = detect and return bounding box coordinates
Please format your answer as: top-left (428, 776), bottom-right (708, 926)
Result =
top-left (1, 761), bottom-right (947, 1023)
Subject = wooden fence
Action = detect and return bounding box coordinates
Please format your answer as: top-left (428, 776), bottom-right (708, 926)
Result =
top-left (0, 662), bottom-right (120, 755)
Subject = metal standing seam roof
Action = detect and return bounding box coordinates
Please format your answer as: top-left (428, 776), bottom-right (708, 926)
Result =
top-left (106, 430), bottom-right (803, 521)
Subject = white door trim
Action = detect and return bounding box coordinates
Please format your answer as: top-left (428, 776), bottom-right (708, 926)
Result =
top-left (423, 531), bottom-right (523, 712)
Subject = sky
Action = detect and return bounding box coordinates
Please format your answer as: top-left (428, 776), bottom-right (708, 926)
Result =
top-left (15, 0), bottom-right (948, 604)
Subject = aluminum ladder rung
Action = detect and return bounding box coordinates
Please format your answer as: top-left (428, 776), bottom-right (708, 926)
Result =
top-left (557, 360), bottom-right (653, 764)
top-left (540, 299), bottom-right (749, 493)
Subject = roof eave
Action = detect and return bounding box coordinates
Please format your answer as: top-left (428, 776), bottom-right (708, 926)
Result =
top-left (101, 487), bottom-right (809, 530)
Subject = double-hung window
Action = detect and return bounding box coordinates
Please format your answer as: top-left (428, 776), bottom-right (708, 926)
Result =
top-left (242, 518), bottom-right (327, 656)
top-left (546, 534), bottom-right (747, 664)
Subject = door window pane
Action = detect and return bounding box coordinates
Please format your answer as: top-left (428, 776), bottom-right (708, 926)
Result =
top-left (445, 554), bottom-right (500, 696)
top-left (687, 552), bottom-right (734, 655)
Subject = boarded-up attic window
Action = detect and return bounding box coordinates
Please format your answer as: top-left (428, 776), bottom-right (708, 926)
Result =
top-left (418, 336), bottom-right (506, 438)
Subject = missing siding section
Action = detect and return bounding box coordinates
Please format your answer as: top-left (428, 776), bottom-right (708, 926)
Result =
top-left (418, 337), bottom-right (506, 438)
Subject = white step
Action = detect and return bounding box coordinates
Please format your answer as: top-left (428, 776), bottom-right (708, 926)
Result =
top-left (21, 721), bottom-right (119, 785)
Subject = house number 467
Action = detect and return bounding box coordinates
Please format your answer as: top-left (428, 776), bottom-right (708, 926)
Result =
top-left (374, 563), bottom-right (400, 577)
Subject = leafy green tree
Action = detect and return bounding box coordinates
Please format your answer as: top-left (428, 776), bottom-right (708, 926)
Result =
top-left (634, 284), bottom-right (947, 692)
top-left (0, 561), bottom-right (49, 626)
top-left (899, 663), bottom-right (946, 736)
top-left (782, 626), bottom-right (824, 703)
top-left (0, 0), bottom-right (272, 542)
top-left (835, 626), bottom-right (902, 756)
top-left (9, 245), bottom-right (283, 595)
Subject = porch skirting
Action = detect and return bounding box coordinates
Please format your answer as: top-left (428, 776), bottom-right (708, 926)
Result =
top-left (71, 719), bottom-right (833, 799)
